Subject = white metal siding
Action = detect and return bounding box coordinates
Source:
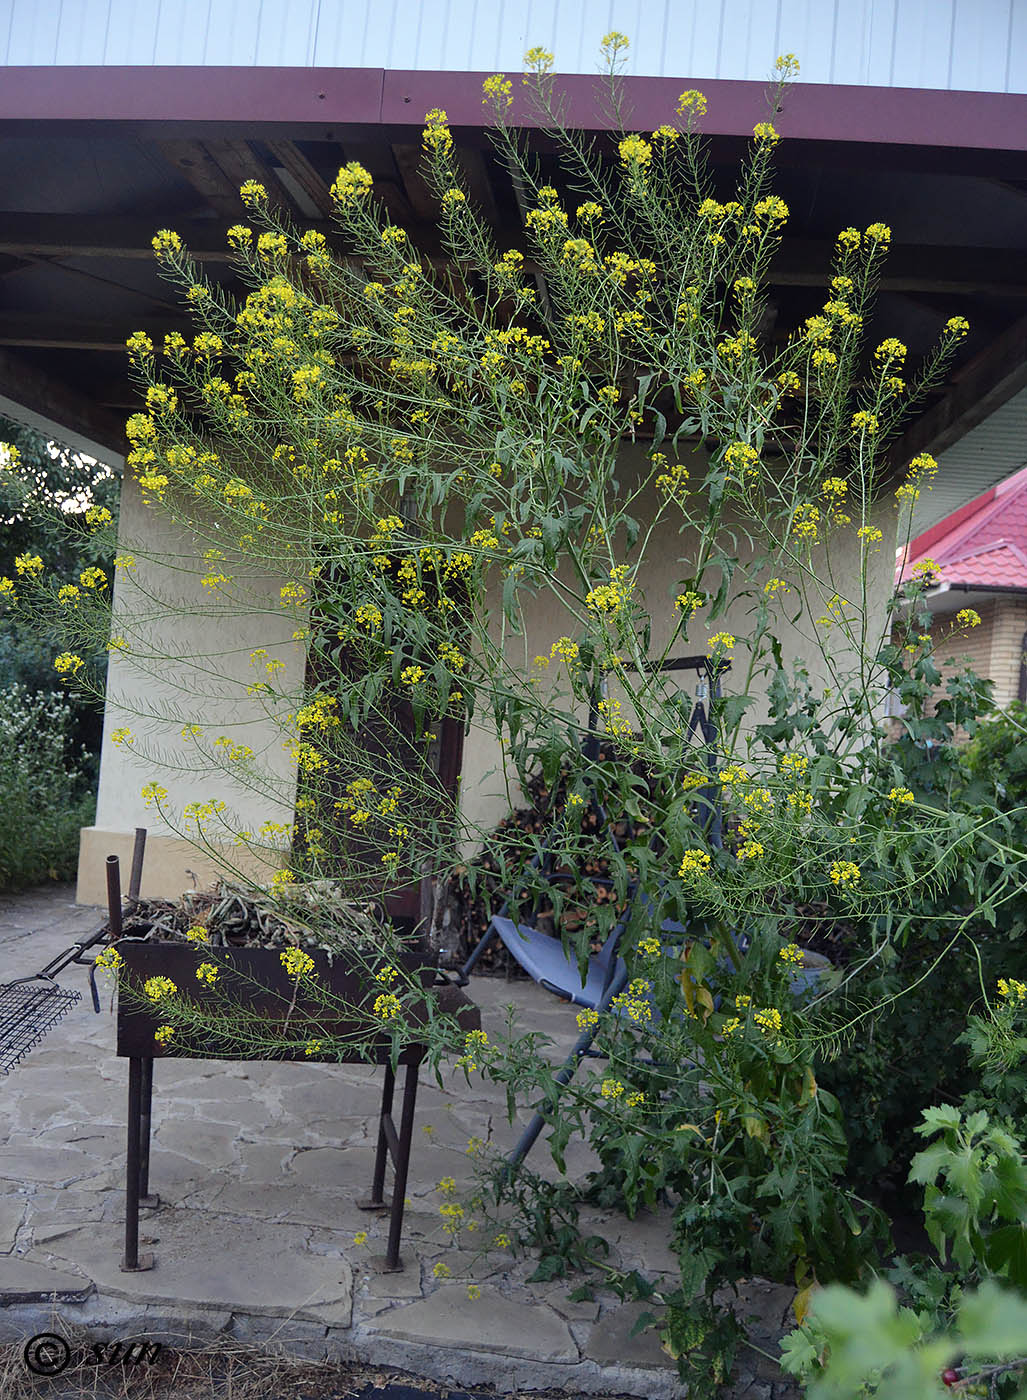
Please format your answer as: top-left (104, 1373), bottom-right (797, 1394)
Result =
top-left (3, 0), bottom-right (1025, 93)
top-left (913, 385), bottom-right (1027, 535)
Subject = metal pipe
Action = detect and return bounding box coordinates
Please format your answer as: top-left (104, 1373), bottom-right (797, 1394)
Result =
top-left (384, 1063), bottom-right (419, 1270)
top-left (105, 856), bottom-right (123, 942)
top-left (123, 1056), bottom-right (142, 1269)
top-left (128, 828), bottom-right (146, 902)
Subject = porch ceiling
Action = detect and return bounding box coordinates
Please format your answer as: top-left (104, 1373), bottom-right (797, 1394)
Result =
top-left (0, 65), bottom-right (1025, 494)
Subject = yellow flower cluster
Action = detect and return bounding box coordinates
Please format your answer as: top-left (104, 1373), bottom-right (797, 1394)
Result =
top-left (144, 975), bottom-right (177, 1001)
top-left (618, 134), bottom-right (652, 166)
top-left (597, 697), bottom-right (632, 738)
top-left (724, 441), bottom-right (759, 480)
top-left (754, 1006), bottom-right (783, 1037)
top-left (778, 753), bottom-right (808, 777)
top-left (600, 1079), bottom-right (625, 1100)
top-left (779, 943), bottom-right (804, 965)
top-left (195, 962), bottom-right (220, 987)
top-left (330, 161), bottom-right (374, 206)
top-left (829, 860), bottom-right (861, 886)
top-left (374, 992), bottom-right (402, 1020)
top-left (54, 651), bottom-right (84, 676)
top-left (422, 107), bottom-right (453, 153)
top-left (791, 503), bottom-right (820, 541)
top-left (678, 849), bottom-right (712, 879)
top-left (997, 977), bottom-right (1026, 1004)
top-left (888, 787), bottom-right (914, 803)
top-left (677, 89), bottom-right (707, 117)
top-left (280, 948), bottom-right (315, 978)
top-left (707, 632), bottom-right (735, 654)
top-left (482, 73), bottom-right (513, 108)
top-left (152, 229), bottom-right (183, 259)
top-left (956, 608), bottom-right (981, 628)
top-left (896, 452), bottom-right (939, 506)
top-left (610, 980), bottom-right (653, 1024)
top-left (585, 565), bottom-right (632, 617)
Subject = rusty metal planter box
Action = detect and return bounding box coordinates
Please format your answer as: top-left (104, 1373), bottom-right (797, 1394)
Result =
top-left (112, 935), bottom-right (478, 1274)
top-left (115, 938), bottom-right (434, 1065)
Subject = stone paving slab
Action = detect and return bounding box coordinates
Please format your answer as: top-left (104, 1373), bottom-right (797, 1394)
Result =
top-left (0, 884), bottom-right (801, 1397)
top-left (41, 1210), bottom-right (354, 1325)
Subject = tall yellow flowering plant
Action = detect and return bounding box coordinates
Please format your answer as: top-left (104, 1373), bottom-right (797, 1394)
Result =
top-left (3, 39), bottom-right (1016, 1392)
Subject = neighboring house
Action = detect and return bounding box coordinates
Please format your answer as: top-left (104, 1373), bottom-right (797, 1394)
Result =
top-left (0, 1), bottom-right (1024, 902)
top-left (896, 463), bottom-right (1027, 714)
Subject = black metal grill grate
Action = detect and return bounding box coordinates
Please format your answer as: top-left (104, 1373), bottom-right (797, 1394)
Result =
top-left (0, 979), bottom-right (81, 1075)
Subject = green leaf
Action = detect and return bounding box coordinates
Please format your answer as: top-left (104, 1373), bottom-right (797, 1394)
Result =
top-left (958, 1280), bottom-right (1027, 1355)
top-left (983, 1222), bottom-right (1027, 1288)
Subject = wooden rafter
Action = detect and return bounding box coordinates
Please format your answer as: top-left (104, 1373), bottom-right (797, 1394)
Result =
top-left (0, 213), bottom-right (1021, 298)
top-left (264, 139), bottom-right (335, 219)
top-left (0, 347), bottom-right (126, 456)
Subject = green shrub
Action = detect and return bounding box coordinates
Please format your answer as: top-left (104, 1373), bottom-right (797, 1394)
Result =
top-left (0, 683), bottom-right (95, 890)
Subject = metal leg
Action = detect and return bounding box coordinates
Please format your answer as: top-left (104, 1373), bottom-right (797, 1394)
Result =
top-left (384, 1062), bottom-right (418, 1271)
top-left (358, 1062), bottom-right (394, 1212)
top-left (506, 962), bottom-right (631, 1171)
top-left (138, 1057), bottom-right (159, 1208)
top-left (121, 1057), bottom-right (154, 1271)
top-left (456, 921), bottom-right (497, 985)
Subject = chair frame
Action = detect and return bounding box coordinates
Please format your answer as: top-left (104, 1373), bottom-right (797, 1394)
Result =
top-left (455, 656), bottom-right (729, 1166)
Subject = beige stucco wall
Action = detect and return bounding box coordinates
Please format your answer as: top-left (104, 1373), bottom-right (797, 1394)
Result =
top-left (81, 448), bottom-right (898, 898)
top-left (77, 467), bottom-right (306, 904)
top-left (458, 443), bottom-right (897, 850)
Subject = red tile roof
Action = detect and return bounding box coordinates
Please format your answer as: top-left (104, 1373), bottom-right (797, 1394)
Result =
top-left (897, 464), bottom-right (1027, 590)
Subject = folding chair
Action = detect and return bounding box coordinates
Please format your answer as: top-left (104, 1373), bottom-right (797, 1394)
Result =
top-left (454, 658), bottom-right (729, 1165)
top-left (457, 655), bottom-right (726, 1004)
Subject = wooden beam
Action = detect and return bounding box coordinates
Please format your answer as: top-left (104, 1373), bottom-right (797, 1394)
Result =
top-left (157, 139), bottom-right (244, 221)
top-left (0, 347), bottom-right (126, 457)
top-left (0, 312), bottom-right (191, 352)
top-left (889, 313), bottom-right (1027, 465)
top-left (205, 139), bottom-right (298, 215)
top-left (771, 239), bottom-right (1027, 298)
top-left (0, 212), bottom-right (1021, 298)
top-left (391, 143), bottom-right (438, 221)
top-left (264, 139), bottom-right (335, 218)
top-left (0, 213), bottom-right (235, 261)
top-left (455, 147), bottom-right (500, 229)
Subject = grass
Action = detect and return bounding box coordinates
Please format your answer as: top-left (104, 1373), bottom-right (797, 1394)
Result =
top-left (0, 1301), bottom-right (442, 1400)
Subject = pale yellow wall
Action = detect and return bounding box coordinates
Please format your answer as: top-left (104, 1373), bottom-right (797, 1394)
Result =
top-left (80, 467), bottom-right (305, 902)
top-left (924, 594), bottom-right (1027, 714)
top-left (458, 443), bottom-right (897, 850)
top-left (81, 451), bottom-right (899, 896)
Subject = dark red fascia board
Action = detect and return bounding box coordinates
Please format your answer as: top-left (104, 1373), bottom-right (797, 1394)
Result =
top-left (0, 65), bottom-right (1025, 152)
